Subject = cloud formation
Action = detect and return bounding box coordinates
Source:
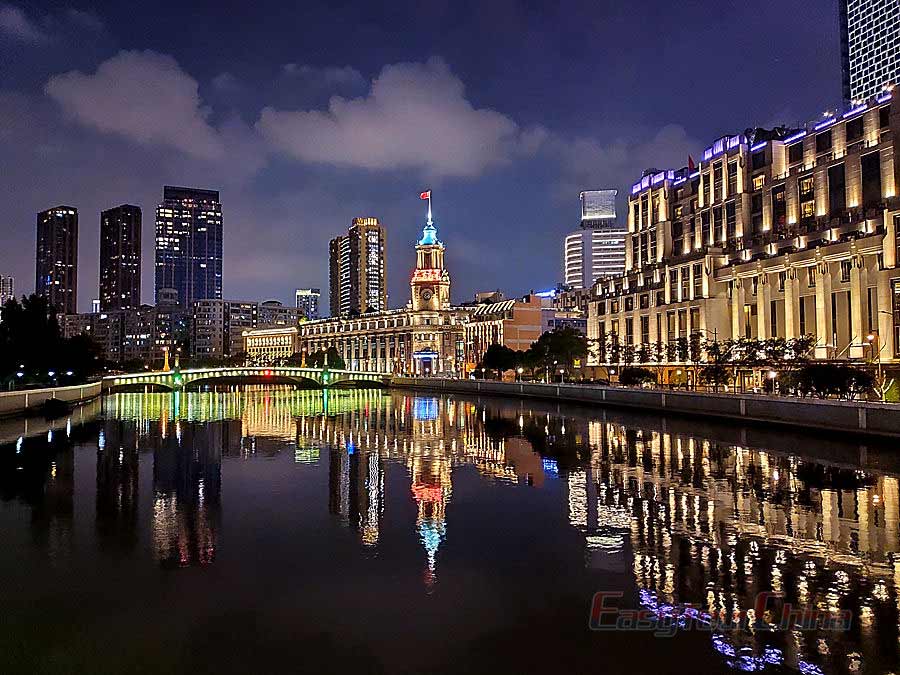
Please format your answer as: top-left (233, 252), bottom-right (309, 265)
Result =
top-left (281, 63), bottom-right (366, 90)
top-left (0, 4), bottom-right (47, 42)
top-left (45, 50), bottom-right (225, 160)
top-left (258, 58), bottom-right (531, 177)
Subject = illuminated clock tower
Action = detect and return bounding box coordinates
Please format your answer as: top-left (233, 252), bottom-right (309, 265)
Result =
top-left (410, 200), bottom-right (450, 312)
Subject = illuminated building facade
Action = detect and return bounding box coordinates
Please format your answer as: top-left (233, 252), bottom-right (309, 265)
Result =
top-left (841, 0), bottom-right (900, 103)
top-left (99, 204), bottom-right (142, 311)
top-left (464, 294), bottom-right (544, 368)
top-left (329, 217), bottom-right (387, 317)
top-left (303, 208), bottom-right (468, 375)
top-left (564, 190), bottom-right (626, 289)
top-left (154, 186), bottom-right (223, 308)
top-left (587, 91), bottom-right (900, 379)
top-left (35, 205), bottom-right (78, 315)
top-left (1, 274), bottom-right (15, 305)
top-left (243, 326), bottom-right (299, 365)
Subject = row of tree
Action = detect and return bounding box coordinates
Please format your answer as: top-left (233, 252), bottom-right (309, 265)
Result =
top-left (0, 295), bottom-right (105, 386)
top-left (476, 327), bottom-right (589, 380)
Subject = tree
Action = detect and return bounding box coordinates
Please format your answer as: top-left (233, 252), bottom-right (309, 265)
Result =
top-left (699, 363), bottom-right (732, 390)
top-left (0, 294), bottom-right (104, 384)
top-left (479, 343), bottom-right (518, 379)
top-left (782, 363), bottom-right (874, 400)
top-left (307, 346), bottom-right (345, 370)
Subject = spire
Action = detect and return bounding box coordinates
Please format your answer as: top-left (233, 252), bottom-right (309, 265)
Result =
top-left (418, 189), bottom-right (440, 246)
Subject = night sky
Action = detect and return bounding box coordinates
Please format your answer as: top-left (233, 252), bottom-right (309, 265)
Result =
top-left (0, 0), bottom-right (841, 312)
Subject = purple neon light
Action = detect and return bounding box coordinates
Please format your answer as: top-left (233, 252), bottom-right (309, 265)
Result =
top-left (750, 141), bottom-right (767, 152)
top-left (813, 117), bottom-right (837, 131)
top-left (782, 130), bottom-right (807, 144)
top-left (876, 91), bottom-right (893, 104)
top-left (842, 104), bottom-right (867, 119)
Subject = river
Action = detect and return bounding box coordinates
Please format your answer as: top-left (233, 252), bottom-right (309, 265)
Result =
top-left (1, 386), bottom-right (897, 675)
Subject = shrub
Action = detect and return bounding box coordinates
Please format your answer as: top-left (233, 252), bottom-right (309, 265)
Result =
top-left (619, 367), bottom-right (657, 386)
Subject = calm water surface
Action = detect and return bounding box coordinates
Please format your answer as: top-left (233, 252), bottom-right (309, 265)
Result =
top-left (1, 387), bottom-right (898, 674)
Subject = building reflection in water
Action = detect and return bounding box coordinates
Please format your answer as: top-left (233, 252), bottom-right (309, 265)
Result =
top-left (560, 416), bottom-right (900, 675)
top-left (96, 420), bottom-right (139, 552)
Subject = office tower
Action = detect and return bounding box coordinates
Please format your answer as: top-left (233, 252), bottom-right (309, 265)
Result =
top-left (295, 288), bottom-right (321, 320)
top-left (99, 205), bottom-right (142, 311)
top-left (840, 0), bottom-right (900, 103)
top-left (329, 218), bottom-right (387, 317)
top-left (563, 190), bottom-right (626, 289)
top-left (0, 275), bottom-right (14, 305)
top-left (155, 186), bottom-right (222, 308)
top-left (36, 206), bottom-right (78, 314)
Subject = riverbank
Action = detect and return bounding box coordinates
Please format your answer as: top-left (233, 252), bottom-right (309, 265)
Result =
top-left (393, 377), bottom-right (900, 438)
top-left (0, 381), bottom-right (103, 419)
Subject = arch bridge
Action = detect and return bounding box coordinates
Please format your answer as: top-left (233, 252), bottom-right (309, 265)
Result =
top-left (102, 366), bottom-right (392, 393)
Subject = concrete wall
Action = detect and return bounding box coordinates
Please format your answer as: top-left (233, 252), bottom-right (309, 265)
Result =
top-left (0, 381), bottom-right (102, 418)
top-left (392, 378), bottom-right (900, 438)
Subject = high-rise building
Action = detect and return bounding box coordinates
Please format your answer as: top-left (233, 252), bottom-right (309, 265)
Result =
top-left (36, 205), bottom-right (78, 314)
top-left (563, 190), bottom-right (626, 289)
top-left (0, 275), bottom-right (14, 305)
top-left (840, 0), bottom-right (900, 103)
top-left (191, 299), bottom-right (258, 359)
top-left (295, 288), bottom-right (321, 320)
top-left (155, 186), bottom-right (222, 308)
top-left (99, 204), bottom-right (142, 311)
top-left (329, 217), bottom-right (387, 317)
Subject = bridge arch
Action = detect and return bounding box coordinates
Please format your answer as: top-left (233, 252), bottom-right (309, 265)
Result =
top-left (182, 374), bottom-right (322, 390)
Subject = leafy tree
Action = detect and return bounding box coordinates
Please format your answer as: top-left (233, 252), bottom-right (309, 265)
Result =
top-left (478, 343), bottom-right (518, 379)
top-left (782, 364), bottom-right (874, 400)
top-left (699, 363), bottom-right (732, 390)
top-left (307, 346), bottom-right (346, 370)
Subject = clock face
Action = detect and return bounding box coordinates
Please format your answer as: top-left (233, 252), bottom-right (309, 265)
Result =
top-left (421, 288), bottom-right (433, 301)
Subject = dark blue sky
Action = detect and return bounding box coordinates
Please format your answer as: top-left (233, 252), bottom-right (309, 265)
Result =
top-left (0, 0), bottom-right (842, 311)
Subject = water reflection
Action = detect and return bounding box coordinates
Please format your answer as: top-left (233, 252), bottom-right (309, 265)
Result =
top-left (1, 387), bottom-right (899, 673)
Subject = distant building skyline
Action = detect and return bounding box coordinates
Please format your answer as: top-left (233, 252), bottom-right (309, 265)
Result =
top-left (35, 205), bottom-right (78, 315)
top-left (99, 204), bottom-right (142, 311)
top-left (295, 288), bottom-right (321, 320)
top-left (155, 186), bottom-right (223, 308)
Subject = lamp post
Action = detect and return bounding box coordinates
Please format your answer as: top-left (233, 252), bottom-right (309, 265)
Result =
top-left (516, 366), bottom-right (524, 382)
top-left (867, 329), bottom-right (887, 402)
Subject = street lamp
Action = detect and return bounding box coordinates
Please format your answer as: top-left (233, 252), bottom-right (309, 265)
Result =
top-left (558, 368), bottom-right (565, 383)
top-left (516, 366), bottom-right (523, 382)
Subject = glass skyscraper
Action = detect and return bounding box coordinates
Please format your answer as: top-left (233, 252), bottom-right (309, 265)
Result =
top-left (154, 186), bottom-right (222, 308)
top-left (563, 190), bottom-right (626, 289)
top-left (36, 205), bottom-right (79, 314)
top-left (100, 204), bottom-right (142, 311)
top-left (841, 0), bottom-right (899, 103)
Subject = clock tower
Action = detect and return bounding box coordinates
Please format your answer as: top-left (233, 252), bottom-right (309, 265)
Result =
top-left (410, 199), bottom-right (450, 312)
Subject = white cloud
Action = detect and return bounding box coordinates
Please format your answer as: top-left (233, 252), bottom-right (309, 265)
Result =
top-left (281, 63), bottom-right (366, 89)
top-left (258, 57), bottom-right (532, 177)
top-left (0, 4), bottom-right (47, 42)
top-left (45, 50), bottom-right (225, 160)
top-left (543, 124), bottom-right (700, 200)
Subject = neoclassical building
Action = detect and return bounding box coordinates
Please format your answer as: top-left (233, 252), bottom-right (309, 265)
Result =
top-left (297, 210), bottom-right (469, 375)
top-left (588, 90), bottom-right (899, 382)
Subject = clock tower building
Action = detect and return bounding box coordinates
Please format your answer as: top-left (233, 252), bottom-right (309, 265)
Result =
top-left (410, 213), bottom-right (450, 311)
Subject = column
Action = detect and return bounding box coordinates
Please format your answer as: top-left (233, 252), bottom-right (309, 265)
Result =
top-left (757, 273), bottom-right (771, 340)
top-left (878, 275), bottom-right (895, 362)
top-left (849, 251), bottom-right (866, 359)
top-left (783, 265), bottom-right (800, 339)
top-left (814, 258), bottom-right (833, 359)
top-left (731, 277), bottom-right (744, 339)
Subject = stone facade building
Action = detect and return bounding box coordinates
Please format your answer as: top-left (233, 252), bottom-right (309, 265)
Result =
top-left (588, 90), bottom-right (900, 384)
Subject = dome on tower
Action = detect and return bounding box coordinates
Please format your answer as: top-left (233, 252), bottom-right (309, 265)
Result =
top-left (418, 222), bottom-right (440, 246)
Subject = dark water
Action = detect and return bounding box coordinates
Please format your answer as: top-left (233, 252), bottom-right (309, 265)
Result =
top-left (1, 388), bottom-right (899, 675)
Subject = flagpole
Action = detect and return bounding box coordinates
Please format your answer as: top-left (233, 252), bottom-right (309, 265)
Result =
top-left (427, 191), bottom-right (433, 226)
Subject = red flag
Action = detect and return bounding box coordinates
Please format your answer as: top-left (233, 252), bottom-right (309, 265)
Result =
top-left (420, 190), bottom-right (431, 200)
top-left (687, 155), bottom-right (695, 171)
